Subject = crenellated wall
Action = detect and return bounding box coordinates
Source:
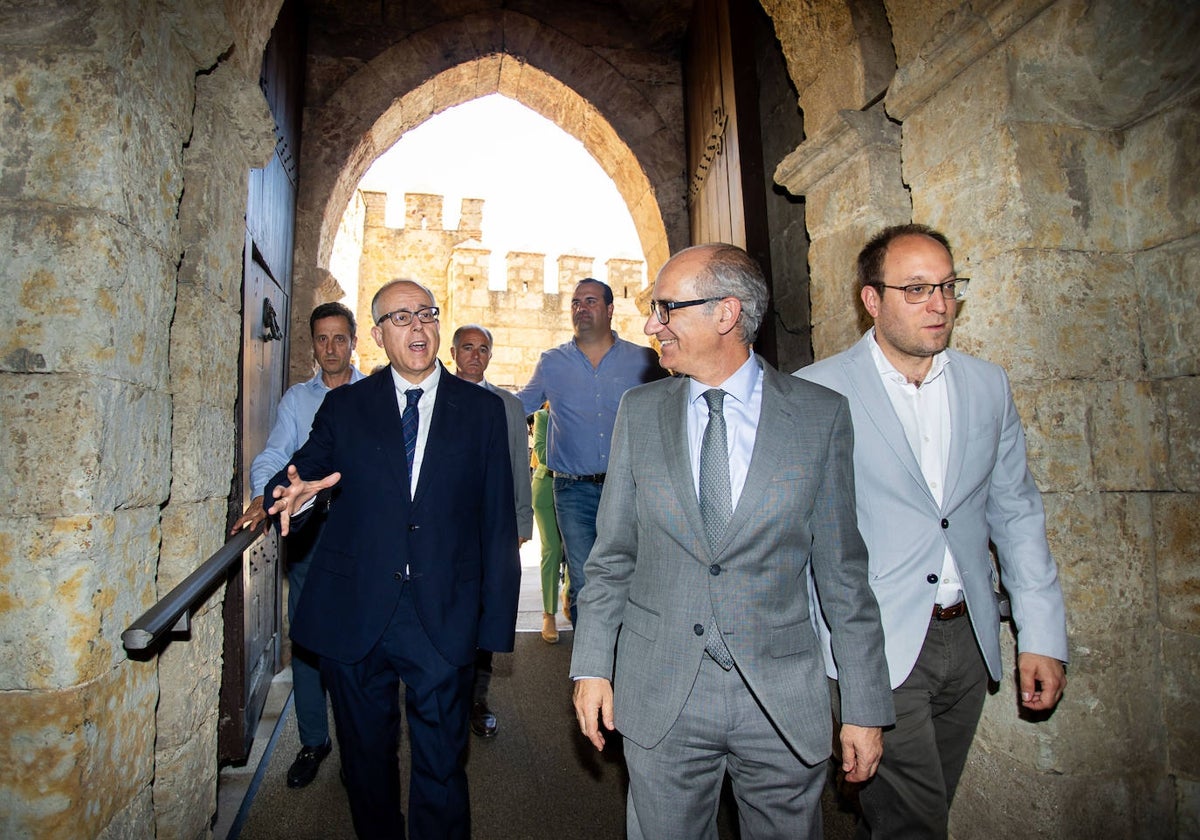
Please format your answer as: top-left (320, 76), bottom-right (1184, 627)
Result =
top-left (351, 190), bottom-right (652, 385)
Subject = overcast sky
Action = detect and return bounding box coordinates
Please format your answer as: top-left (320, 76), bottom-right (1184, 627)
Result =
top-left (357, 93), bottom-right (643, 291)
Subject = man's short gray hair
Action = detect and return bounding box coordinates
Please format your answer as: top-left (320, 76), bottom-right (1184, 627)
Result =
top-left (683, 244), bottom-right (769, 345)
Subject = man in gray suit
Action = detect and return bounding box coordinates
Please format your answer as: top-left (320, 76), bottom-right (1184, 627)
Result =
top-left (450, 324), bottom-right (534, 738)
top-left (796, 224), bottom-right (1068, 838)
top-left (572, 243), bottom-right (894, 839)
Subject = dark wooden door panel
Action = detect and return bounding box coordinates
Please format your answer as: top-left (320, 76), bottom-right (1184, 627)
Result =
top-left (220, 0), bottom-right (304, 763)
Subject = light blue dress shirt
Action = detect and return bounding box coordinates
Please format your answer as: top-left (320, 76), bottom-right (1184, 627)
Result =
top-left (249, 366), bottom-right (366, 498)
top-left (516, 332), bottom-right (662, 475)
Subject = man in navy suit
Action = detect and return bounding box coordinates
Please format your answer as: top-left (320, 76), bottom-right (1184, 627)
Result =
top-left (267, 280), bottom-right (521, 840)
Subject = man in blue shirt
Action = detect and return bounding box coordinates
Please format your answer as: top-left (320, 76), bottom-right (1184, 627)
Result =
top-left (231, 301), bottom-right (365, 788)
top-left (518, 279), bottom-right (664, 624)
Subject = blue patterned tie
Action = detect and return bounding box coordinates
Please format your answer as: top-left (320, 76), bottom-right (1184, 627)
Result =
top-left (402, 388), bottom-right (423, 485)
top-left (699, 389), bottom-right (734, 670)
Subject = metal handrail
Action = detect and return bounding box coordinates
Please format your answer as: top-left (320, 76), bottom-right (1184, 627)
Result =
top-left (122, 523), bottom-right (267, 652)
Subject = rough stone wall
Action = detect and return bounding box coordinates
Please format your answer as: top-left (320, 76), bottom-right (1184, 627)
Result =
top-left (772, 0), bottom-right (1200, 836)
top-left (0, 0), bottom-right (277, 836)
top-left (354, 191), bottom-right (652, 386)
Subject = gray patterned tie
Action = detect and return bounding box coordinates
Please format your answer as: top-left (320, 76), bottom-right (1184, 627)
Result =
top-left (699, 388), bottom-right (734, 670)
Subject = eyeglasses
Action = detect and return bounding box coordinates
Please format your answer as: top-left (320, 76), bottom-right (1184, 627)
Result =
top-left (376, 306), bottom-right (440, 327)
top-left (880, 278), bottom-right (970, 304)
top-left (649, 297), bottom-right (723, 325)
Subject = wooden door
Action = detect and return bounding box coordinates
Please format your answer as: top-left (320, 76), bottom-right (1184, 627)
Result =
top-left (219, 0), bottom-right (305, 763)
top-left (684, 0), bottom-right (777, 365)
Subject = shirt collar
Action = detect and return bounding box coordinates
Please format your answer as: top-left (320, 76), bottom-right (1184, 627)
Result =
top-left (867, 327), bottom-right (949, 386)
top-left (390, 360), bottom-right (442, 394)
top-left (688, 353), bottom-right (760, 407)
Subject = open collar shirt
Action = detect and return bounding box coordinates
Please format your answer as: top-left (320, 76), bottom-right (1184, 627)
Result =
top-left (868, 328), bottom-right (962, 607)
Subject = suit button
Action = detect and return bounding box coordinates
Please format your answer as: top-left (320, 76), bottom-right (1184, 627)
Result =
top-left (941, 518), bottom-right (949, 529)
top-left (394, 572), bottom-right (404, 581)
top-left (927, 573), bottom-right (939, 584)
top-left (409, 524), bottom-right (419, 531)
top-left (709, 564), bottom-right (721, 576)
top-left (694, 624), bottom-right (705, 636)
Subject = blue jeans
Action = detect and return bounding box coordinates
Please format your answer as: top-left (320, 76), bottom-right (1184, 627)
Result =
top-left (287, 541), bottom-right (329, 748)
top-left (552, 477), bottom-right (603, 625)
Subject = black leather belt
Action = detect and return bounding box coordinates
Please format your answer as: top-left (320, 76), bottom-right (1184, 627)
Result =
top-left (550, 471), bottom-right (606, 484)
top-left (932, 601), bottom-right (967, 620)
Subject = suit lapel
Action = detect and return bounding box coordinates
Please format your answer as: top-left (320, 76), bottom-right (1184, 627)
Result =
top-left (414, 364), bottom-right (457, 507)
top-left (841, 335), bottom-right (937, 507)
top-left (718, 361), bottom-right (790, 554)
top-left (365, 369), bottom-right (413, 501)
top-left (659, 376), bottom-right (707, 550)
top-left (941, 350), bottom-right (970, 508)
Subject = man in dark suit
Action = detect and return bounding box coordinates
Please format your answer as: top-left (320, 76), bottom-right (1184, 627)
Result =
top-left (571, 244), bottom-right (894, 839)
top-left (267, 280), bottom-right (521, 840)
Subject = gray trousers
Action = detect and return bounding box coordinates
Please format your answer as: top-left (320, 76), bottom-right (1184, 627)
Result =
top-left (854, 613), bottom-right (989, 840)
top-left (624, 654), bottom-right (826, 840)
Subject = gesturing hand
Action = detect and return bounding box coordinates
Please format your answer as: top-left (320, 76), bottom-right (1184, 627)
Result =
top-left (267, 465), bottom-right (341, 536)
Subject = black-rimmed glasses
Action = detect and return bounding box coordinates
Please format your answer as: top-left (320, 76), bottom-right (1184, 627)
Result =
top-left (880, 278), bottom-right (969, 304)
top-left (649, 297), bottom-right (723, 325)
top-left (376, 306), bottom-right (440, 327)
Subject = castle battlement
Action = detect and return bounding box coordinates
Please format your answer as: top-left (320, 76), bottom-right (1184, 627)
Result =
top-left (354, 190), bottom-right (652, 387)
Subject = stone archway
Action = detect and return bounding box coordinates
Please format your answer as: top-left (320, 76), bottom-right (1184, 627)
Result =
top-left (290, 10), bottom-right (685, 382)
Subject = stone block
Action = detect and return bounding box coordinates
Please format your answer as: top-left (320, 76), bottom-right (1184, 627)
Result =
top-left (0, 374), bottom-right (171, 517)
top-left (1089, 380), bottom-right (1169, 492)
top-left (1165, 376), bottom-right (1200, 491)
top-left (1163, 629), bottom-right (1200, 779)
top-left (0, 509), bottom-right (159, 689)
top-left (155, 603), bottom-right (224, 756)
top-left (0, 661), bottom-right (157, 838)
top-left (158, 499), bottom-right (227, 595)
top-left (1122, 92), bottom-right (1200, 250)
top-left (953, 738), bottom-right (1174, 839)
top-left (151, 713), bottom-right (218, 840)
top-left (1154, 494), bottom-right (1200, 635)
top-left (1043, 492), bottom-right (1156, 638)
top-left (1136, 235), bottom-right (1200, 379)
top-left (1179, 777), bottom-right (1200, 840)
top-left (1011, 380), bottom-right (1092, 492)
top-left (0, 49), bottom-right (125, 213)
top-left (169, 401), bottom-right (236, 504)
top-left (1008, 121), bottom-right (1125, 252)
top-left (0, 209), bottom-right (174, 387)
top-left (974, 587), bottom-right (1162, 780)
top-left (949, 248), bottom-right (1139, 382)
top-left (168, 289), bottom-right (240, 410)
top-left (94, 785), bottom-right (154, 840)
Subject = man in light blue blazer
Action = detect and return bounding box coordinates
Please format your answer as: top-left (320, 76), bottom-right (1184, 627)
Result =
top-left (572, 244), bottom-right (893, 839)
top-left (796, 224), bottom-right (1068, 839)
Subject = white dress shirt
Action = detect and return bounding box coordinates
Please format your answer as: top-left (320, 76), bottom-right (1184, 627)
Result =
top-left (390, 362), bottom-right (441, 496)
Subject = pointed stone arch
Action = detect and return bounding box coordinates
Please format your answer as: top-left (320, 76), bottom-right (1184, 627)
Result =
top-left (291, 10), bottom-right (685, 374)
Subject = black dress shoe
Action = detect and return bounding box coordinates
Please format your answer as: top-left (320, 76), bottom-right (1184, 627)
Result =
top-left (469, 702), bottom-right (498, 738)
top-left (287, 739), bottom-right (332, 788)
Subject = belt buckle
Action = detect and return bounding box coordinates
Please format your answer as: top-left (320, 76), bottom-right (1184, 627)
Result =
top-left (933, 601), bottom-right (966, 620)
